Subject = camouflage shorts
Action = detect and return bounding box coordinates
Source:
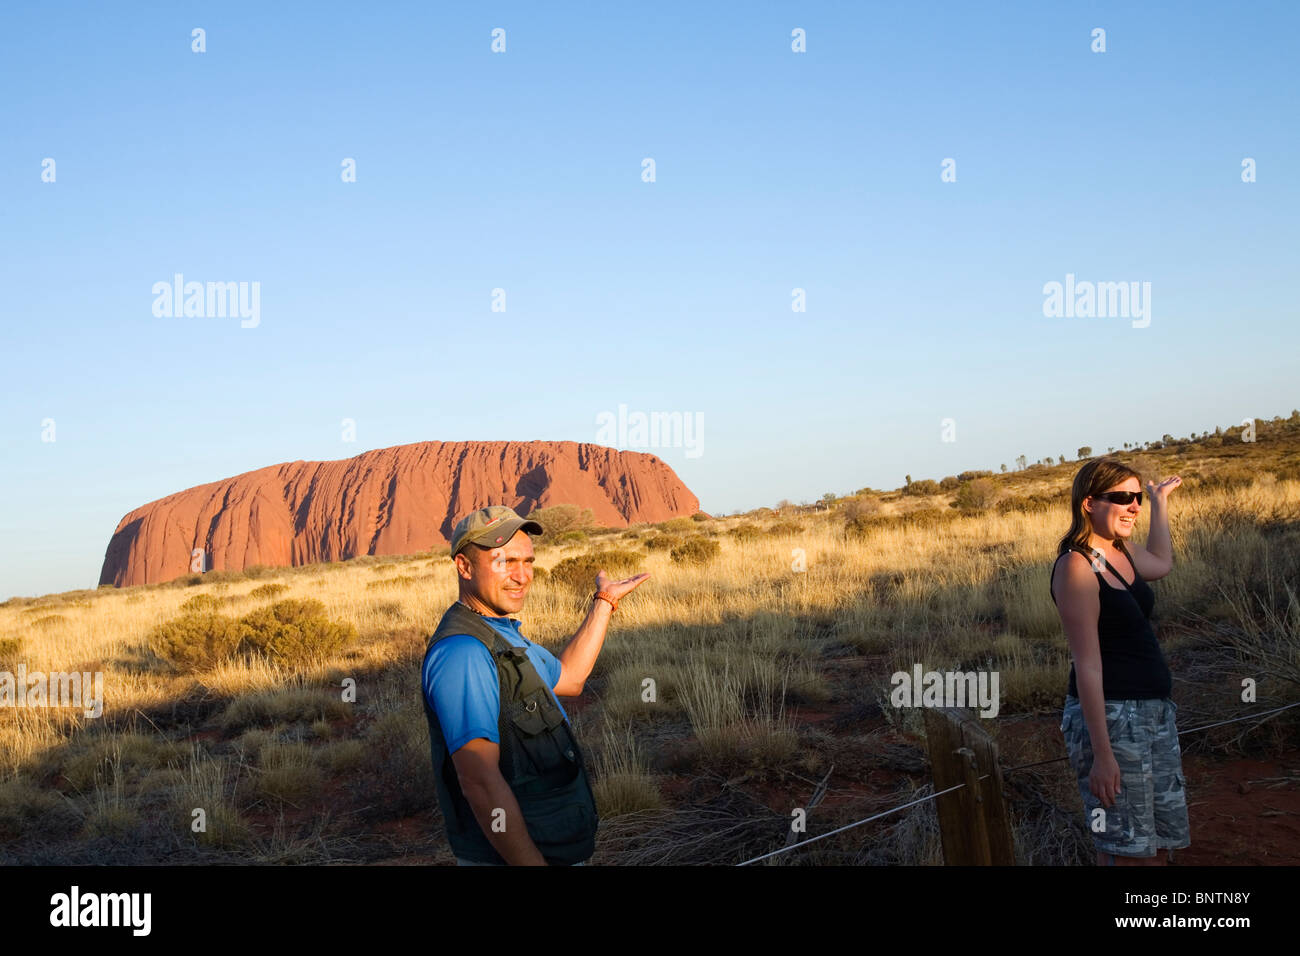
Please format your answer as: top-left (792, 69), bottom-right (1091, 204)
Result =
top-left (1060, 696), bottom-right (1190, 858)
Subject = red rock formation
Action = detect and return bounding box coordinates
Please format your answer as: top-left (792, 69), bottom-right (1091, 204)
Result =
top-left (98, 441), bottom-right (700, 587)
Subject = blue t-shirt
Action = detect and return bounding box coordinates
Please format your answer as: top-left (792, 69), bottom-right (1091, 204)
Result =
top-left (422, 614), bottom-right (567, 755)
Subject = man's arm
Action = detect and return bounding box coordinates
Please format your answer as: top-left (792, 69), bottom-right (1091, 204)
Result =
top-left (451, 739), bottom-right (547, 866)
top-left (553, 570), bottom-right (650, 697)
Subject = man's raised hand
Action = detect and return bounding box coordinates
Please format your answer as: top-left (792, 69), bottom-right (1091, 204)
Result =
top-left (595, 570), bottom-right (650, 602)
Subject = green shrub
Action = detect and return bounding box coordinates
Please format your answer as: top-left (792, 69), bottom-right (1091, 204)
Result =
top-left (249, 583), bottom-right (290, 600)
top-left (548, 549), bottom-right (645, 592)
top-left (670, 537), bottom-right (721, 566)
top-left (238, 599), bottom-right (356, 666)
top-left (149, 612), bottom-right (243, 672)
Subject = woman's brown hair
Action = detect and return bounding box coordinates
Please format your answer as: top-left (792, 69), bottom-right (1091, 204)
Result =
top-left (1058, 456), bottom-right (1143, 555)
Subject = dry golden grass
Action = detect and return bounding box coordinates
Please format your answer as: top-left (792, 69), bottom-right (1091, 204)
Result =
top-left (0, 470), bottom-right (1297, 863)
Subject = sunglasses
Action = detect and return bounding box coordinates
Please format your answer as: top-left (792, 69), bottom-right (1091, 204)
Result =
top-left (1094, 491), bottom-right (1143, 506)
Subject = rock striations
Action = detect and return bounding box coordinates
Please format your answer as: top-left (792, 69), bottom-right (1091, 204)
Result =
top-left (98, 441), bottom-right (700, 587)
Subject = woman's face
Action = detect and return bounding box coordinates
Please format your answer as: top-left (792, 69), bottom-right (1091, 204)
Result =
top-left (1086, 475), bottom-right (1142, 541)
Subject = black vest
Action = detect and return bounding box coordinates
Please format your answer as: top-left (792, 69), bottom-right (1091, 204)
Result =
top-left (421, 602), bottom-right (598, 865)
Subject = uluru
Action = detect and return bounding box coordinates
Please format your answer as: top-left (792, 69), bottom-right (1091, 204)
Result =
top-left (98, 441), bottom-right (701, 587)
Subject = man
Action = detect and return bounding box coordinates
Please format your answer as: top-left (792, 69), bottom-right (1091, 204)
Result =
top-left (420, 505), bottom-right (649, 866)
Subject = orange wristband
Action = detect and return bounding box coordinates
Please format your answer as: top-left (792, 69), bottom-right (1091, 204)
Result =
top-left (594, 590), bottom-right (619, 612)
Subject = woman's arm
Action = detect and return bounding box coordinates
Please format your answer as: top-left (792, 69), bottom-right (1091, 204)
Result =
top-left (1127, 476), bottom-right (1181, 581)
top-left (1053, 552), bottom-right (1122, 807)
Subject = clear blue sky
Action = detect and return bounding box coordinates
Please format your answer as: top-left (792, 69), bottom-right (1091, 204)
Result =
top-left (2, 2), bottom-right (1297, 600)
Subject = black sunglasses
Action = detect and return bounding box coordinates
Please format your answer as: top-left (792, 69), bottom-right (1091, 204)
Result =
top-left (1094, 491), bottom-right (1142, 506)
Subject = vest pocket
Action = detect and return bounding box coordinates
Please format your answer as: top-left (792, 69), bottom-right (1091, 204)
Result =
top-left (508, 691), bottom-right (579, 783)
top-left (518, 784), bottom-right (596, 865)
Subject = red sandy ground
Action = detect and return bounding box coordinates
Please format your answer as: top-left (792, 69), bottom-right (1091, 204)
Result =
top-left (191, 690), bottom-right (1300, 866)
top-left (993, 714), bottom-right (1300, 865)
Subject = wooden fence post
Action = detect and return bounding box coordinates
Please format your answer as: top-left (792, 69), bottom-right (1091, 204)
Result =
top-left (923, 707), bottom-right (1016, 865)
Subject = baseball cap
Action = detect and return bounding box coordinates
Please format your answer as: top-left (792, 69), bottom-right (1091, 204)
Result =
top-left (450, 505), bottom-right (544, 556)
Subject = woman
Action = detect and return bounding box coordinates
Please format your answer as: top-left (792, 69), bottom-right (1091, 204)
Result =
top-left (1050, 456), bottom-right (1188, 866)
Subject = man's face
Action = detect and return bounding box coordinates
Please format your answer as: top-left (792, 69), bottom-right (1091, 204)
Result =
top-left (455, 530), bottom-right (535, 615)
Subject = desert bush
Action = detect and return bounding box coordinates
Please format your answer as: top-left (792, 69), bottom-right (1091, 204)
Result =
top-left (691, 511), bottom-right (710, 522)
top-left (1016, 491), bottom-right (1067, 512)
top-left (658, 517), bottom-right (696, 534)
top-left (238, 599), bottom-right (356, 666)
top-left (556, 530), bottom-right (588, 545)
top-left (897, 508), bottom-right (960, 530)
top-left (60, 733), bottom-right (188, 791)
top-left (149, 611), bottom-right (243, 672)
top-left (728, 522), bottom-right (761, 542)
top-left (219, 686), bottom-right (351, 732)
top-left (1127, 453), bottom-right (1160, 483)
top-left (0, 636), bottom-right (23, 667)
top-left (256, 741), bottom-right (325, 805)
top-left (958, 470), bottom-right (995, 482)
top-left (365, 575), bottom-right (418, 591)
top-left (904, 479), bottom-right (940, 496)
top-left (843, 496), bottom-right (881, 524)
top-left (180, 593), bottom-right (221, 614)
top-left (592, 725), bottom-right (663, 816)
top-left (547, 549), bottom-right (645, 592)
top-left (249, 583), bottom-right (290, 601)
top-left (766, 520), bottom-right (803, 536)
top-left (643, 534), bottom-right (683, 551)
top-left (953, 478), bottom-right (1000, 512)
top-left (0, 777), bottom-right (78, 840)
top-left (670, 536), bottom-right (721, 567)
top-left (939, 475), bottom-right (960, 491)
top-left (527, 504), bottom-right (596, 542)
top-left (30, 614), bottom-right (67, 629)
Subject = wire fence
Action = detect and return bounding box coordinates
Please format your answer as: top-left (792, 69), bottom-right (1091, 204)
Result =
top-left (735, 700), bottom-right (1300, 866)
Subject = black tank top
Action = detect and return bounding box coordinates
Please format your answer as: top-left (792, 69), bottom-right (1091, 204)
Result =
top-left (1050, 540), bottom-right (1171, 700)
